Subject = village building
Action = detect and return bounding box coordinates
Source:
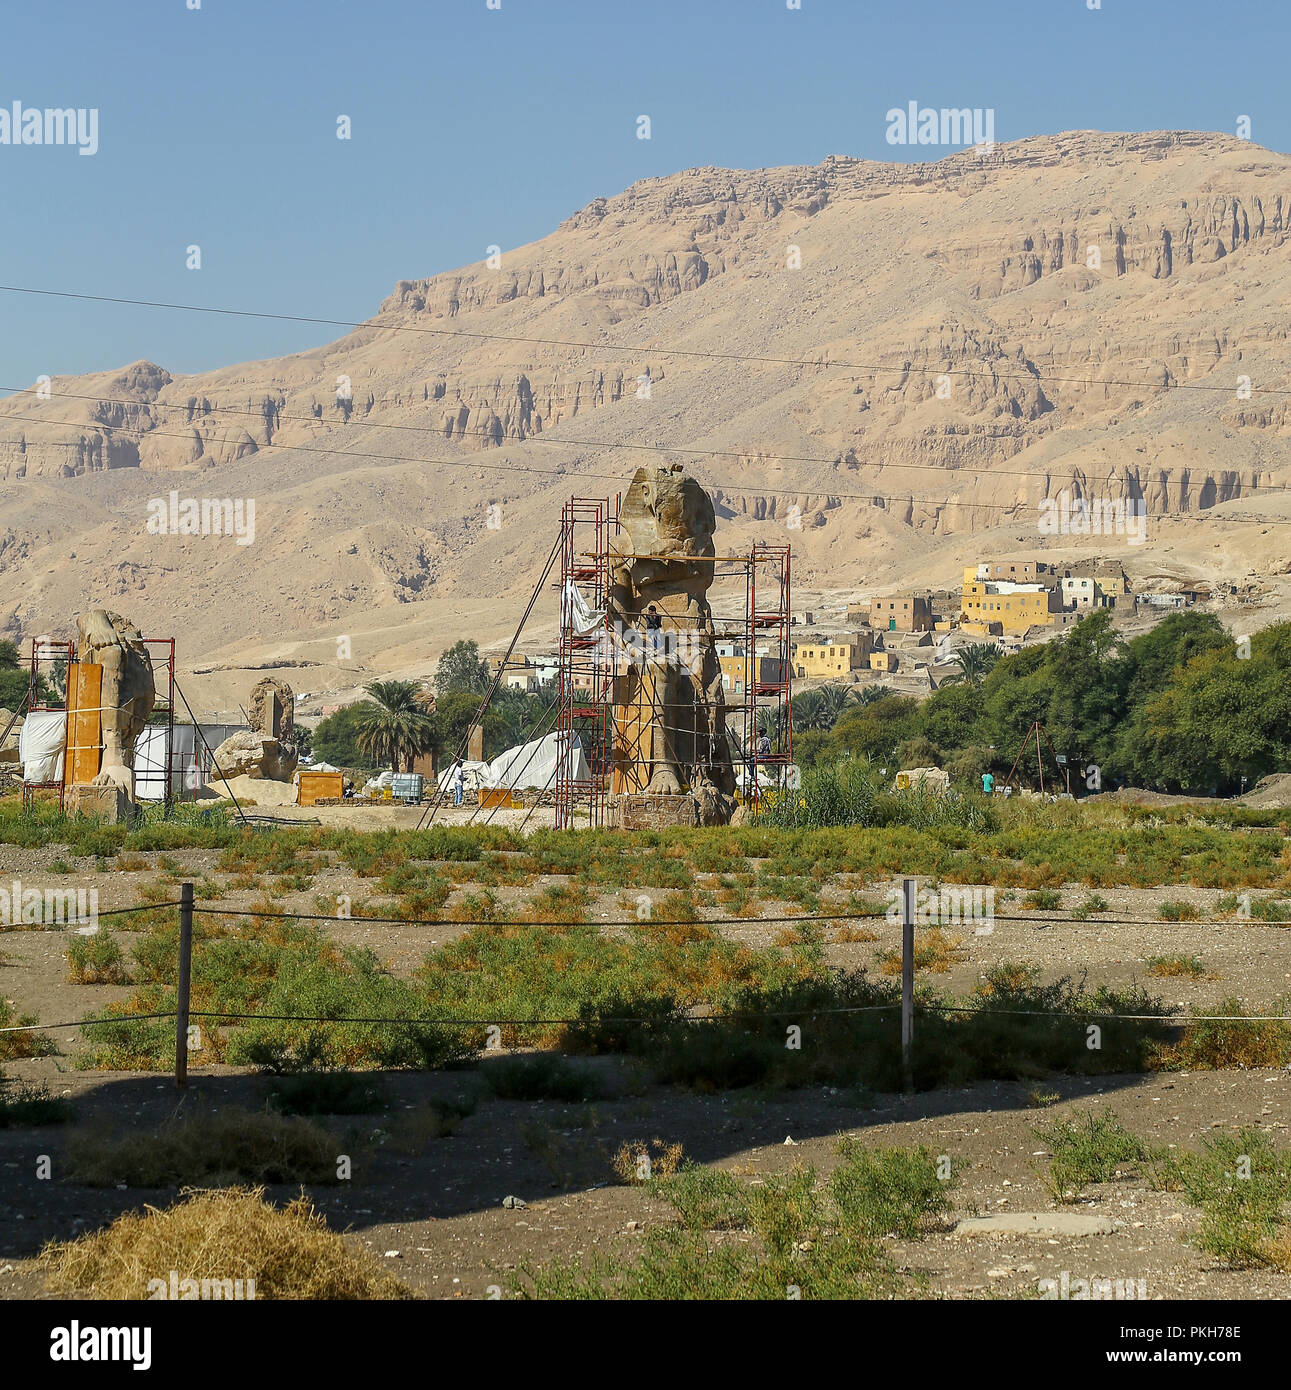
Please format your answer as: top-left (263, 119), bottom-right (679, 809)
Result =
top-left (870, 595), bottom-right (934, 633)
top-left (791, 633), bottom-right (873, 679)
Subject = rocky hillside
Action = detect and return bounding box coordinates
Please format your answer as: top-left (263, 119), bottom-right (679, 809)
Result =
top-left (2, 130), bottom-right (1289, 710)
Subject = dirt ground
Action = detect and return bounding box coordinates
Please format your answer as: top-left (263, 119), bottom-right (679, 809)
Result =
top-left (3, 846), bottom-right (1291, 1299)
top-left (2, 1064), bottom-right (1288, 1300)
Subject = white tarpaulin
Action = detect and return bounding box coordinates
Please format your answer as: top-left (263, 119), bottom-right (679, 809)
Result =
top-left (436, 760), bottom-right (491, 794)
top-left (19, 710), bottom-right (67, 784)
top-left (486, 730), bottom-right (589, 792)
top-left (563, 579), bottom-right (604, 636)
top-left (133, 723), bottom-right (246, 801)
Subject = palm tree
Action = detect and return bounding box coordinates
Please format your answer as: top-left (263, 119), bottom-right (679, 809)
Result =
top-left (853, 684), bottom-right (888, 709)
top-left (791, 690), bottom-right (828, 732)
top-left (353, 679), bottom-right (438, 772)
top-left (816, 683), bottom-right (860, 728)
top-left (944, 643), bottom-right (1001, 687)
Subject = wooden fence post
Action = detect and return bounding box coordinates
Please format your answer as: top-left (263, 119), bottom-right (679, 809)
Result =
top-left (176, 882), bottom-right (193, 1088)
top-left (901, 876), bottom-right (915, 1092)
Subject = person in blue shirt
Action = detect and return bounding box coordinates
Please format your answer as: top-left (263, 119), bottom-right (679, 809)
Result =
top-left (981, 771), bottom-right (995, 796)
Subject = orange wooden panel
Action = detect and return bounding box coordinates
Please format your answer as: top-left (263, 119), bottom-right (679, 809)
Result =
top-left (297, 771), bottom-right (344, 806)
top-left (65, 662), bottom-right (103, 786)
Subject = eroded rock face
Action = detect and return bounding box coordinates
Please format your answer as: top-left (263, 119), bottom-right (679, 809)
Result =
top-left (607, 464), bottom-right (736, 823)
top-left (75, 609), bottom-right (155, 802)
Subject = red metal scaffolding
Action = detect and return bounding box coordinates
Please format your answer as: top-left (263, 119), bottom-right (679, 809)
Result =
top-left (552, 497), bottom-right (793, 825)
top-left (554, 497), bottom-right (617, 827)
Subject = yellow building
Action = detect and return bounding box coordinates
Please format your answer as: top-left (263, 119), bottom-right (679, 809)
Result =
top-left (961, 577), bottom-right (1061, 632)
top-left (718, 653), bottom-right (785, 694)
top-left (792, 635), bottom-right (872, 679)
top-left (869, 650), bottom-right (899, 672)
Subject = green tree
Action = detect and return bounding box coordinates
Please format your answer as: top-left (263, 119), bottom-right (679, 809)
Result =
top-left (311, 704), bottom-right (377, 769)
top-left (896, 735), bottom-right (942, 769)
top-left (830, 695), bottom-right (919, 765)
top-left (915, 682), bottom-right (986, 751)
top-left (981, 644), bottom-right (1052, 768)
top-left (791, 690), bottom-right (830, 733)
top-left (1128, 624), bottom-right (1291, 793)
top-left (943, 743), bottom-right (995, 788)
top-left (352, 680), bottom-right (437, 773)
top-left (435, 640), bottom-right (491, 697)
top-left (433, 688), bottom-right (512, 761)
top-left (1122, 610), bottom-right (1229, 708)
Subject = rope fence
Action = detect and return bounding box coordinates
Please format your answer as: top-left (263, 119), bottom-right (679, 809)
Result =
top-left (5, 885), bottom-right (1290, 1091)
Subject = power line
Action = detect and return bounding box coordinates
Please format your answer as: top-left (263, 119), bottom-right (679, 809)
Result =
top-left (9, 379), bottom-right (1291, 497)
top-left (6, 406), bottom-right (1290, 527)
top-left (1, 281), bottom-right (1288, 394)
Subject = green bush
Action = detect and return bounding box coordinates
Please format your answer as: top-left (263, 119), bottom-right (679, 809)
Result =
top-left (66, 930), bottom-right (131, 984)
top-left (1032, 1110), bottom-right (1146, 1202)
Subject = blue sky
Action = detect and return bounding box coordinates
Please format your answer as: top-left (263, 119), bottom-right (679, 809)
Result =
top-left (0, 0), bottom-right (1285, 388)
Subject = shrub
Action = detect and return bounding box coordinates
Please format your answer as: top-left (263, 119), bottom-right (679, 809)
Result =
top-left (64, 1108), bottom-right (342, 1187)
top-left (1172, 1130), bottom-right (1291, 1269)
top-left (66, 930), bottom-right (131, 984)
top-left (613, 1139), bottom-right (685, 1185)
top-left (1033, 1110), bottom-right (1146, 1203)
top-left (1158, 900), bottom-right (1201, 921)
top-left (265, 1071), bottom-right (388, 1115)
top-left (1168, 997), bottom-right (1291, 1070)
top-left (483, 1054), bottom-right (603, 1102)
top-left (830, 1140), bottom-right (951, 1238)
top-left (0, 1076), bottom-right (72, 1127)
top-left (0, 998), bottom-right (56, 1060)
top-left (516, 1143), bottom-right (953, 1300)
top-left (1146, 954), bottom-right (1208, 979)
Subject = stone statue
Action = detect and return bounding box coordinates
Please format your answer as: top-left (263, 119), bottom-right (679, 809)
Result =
top-left (74, 609), bottom-right (156, 805)
top-left (249, 676), bottom-right (295, 742)
top-left (606, 464), bottom-right (736, 827)
top-left (212, 676), bottom-right (299, 782)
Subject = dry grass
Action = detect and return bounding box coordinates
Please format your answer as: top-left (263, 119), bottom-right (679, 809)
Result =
top-left (613, 1138), bottom-right (684, 1185)
top-left (39, 1186), bottom-right (418, 1299)
top-left (1146, 954), bottom-right (1214, 980)
top-left (65, 1108), bottom-right (342, 1188)
top-left (877, 929), bottom-right (965, 976)
top-left (830, 924), bottom-right (879, 944)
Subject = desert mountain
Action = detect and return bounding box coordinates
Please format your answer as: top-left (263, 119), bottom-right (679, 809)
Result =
top-left (2, 129), bottom-right (1290, 714)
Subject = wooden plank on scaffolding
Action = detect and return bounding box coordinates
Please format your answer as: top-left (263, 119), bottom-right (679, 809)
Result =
top-left (65, 661), bottom-right (103, 786)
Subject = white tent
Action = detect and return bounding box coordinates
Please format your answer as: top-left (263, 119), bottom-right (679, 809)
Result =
top-left (133, 723), bottom-right (246, 802)
top-left (486, 730), bottom-right (589, 793)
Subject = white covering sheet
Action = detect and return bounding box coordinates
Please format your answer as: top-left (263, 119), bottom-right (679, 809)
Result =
top-left (19, 709), bottom-right (67, 784)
